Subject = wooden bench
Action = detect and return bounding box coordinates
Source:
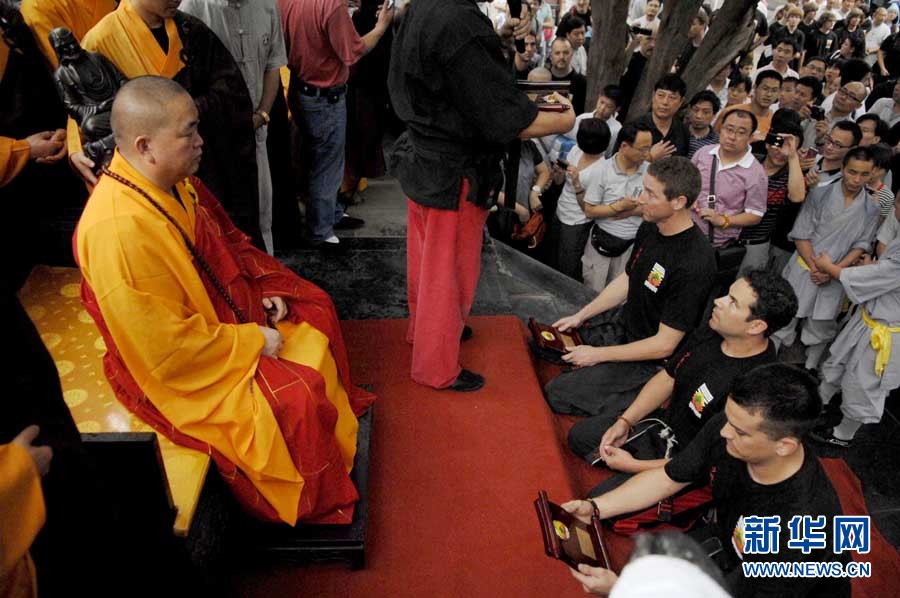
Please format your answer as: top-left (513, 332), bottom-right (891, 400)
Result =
top-left (18, 266), bottom-right (210, 537)
top-left (236, 408), bottom-right (373, 570)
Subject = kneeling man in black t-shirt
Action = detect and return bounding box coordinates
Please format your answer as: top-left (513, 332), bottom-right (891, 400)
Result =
top-left (545, 156), bottom-right (717, 417)
top-left (568, 269), bottom-right (797, 496)
top-left (563, 364), bottom-right (851, 598)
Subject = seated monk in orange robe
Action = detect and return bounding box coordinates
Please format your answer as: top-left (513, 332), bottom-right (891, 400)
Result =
top-left (75, 76), bottom-right (375, 525)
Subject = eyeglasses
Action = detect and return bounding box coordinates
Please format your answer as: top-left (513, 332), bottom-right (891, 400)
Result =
top-left (837, 87), bottom-right (865, 103)
top-left (722, 125), bottom-right (752, 137)
top-left (823, 136), bottom-right (851, 149)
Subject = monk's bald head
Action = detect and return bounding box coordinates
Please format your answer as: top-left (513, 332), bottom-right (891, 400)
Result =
top-left (111, 76), bottom-right (203, 186)
top-left (111, 76), bottom-right (192, 150)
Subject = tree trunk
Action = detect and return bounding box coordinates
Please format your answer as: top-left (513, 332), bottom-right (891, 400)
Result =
top-left (625, 0), bottom-right (704, 121)
top-left (585, 0), bottom-right (631, 112)
top-left (678, 0), bottom-right (758, 104)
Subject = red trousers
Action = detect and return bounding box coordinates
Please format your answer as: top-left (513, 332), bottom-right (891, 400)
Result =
top-left (406, 180), bottom-right (488, 388)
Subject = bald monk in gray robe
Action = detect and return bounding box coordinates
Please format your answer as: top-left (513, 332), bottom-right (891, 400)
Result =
top-left (772, 151), bottom-right (881, 370)
top-left (811, 209), bottom-right (900, 445)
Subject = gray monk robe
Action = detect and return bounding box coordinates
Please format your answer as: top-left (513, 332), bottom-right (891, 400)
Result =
top-left (821, 223), bottom-right (900, 424)
top-left (782, 183), bottom-right (880, 321)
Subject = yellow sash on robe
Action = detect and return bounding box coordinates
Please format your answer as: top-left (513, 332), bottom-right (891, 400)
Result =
top-left (862, 308), bottom-right (900, 377)
top-left (20, 0), bottom-right (118, 68)
top-left (77, 152), bottom-right (357, 524)
top-left (0, 443), bottom-right (46, 598)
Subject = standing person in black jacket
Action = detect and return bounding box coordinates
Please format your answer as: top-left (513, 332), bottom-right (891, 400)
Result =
top-left (388, 0), bottom-right (575, 391)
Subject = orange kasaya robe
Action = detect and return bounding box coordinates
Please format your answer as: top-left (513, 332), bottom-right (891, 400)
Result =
top-left (76, 151), bottom-right (375, 525)
top-left (20, 0), bottom-right (118, 68)
top-left (0, 443), bottom-right (46, 598)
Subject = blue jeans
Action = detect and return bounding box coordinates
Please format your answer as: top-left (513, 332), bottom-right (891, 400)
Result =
top-left (298, 93), bottom-right (346, 241)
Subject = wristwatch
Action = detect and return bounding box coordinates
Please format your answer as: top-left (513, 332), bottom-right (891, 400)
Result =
top-left (531, 185), bottom-right (542, 195)
top-left (255, 109), bottom-right (270, 125)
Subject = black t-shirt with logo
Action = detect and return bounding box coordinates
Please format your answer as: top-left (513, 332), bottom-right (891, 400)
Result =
top-left (665, 413), bottom-right (851, 598)
top-left (623, 221), bottom-right (717, 344)
top-left (664, 327), bottom-right (776, 445)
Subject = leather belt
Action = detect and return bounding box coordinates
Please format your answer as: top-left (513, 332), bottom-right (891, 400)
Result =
top-left (296, 81), bottom-right (347, 99)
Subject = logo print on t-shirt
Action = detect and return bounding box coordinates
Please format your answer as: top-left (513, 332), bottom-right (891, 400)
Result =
top-left (689, 383), bottom-right (715, 418)
top-left (732, 516), bottom-right (746, 559)
top-left (644, 262), bottom-right (666, 293)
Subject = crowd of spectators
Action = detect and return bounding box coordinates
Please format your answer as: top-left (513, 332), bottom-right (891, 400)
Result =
top-left (484, 2), bottom-right (900, 594)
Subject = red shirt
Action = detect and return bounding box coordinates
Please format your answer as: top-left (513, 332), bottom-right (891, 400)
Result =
top-left (278, 0), bottom-right (368, 88)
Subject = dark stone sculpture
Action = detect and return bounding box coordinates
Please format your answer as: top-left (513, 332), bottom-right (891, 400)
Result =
top-left (50, 27), bottom-right (127, 170)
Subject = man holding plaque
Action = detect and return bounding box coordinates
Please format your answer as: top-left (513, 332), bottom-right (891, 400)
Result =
top-left (544, 156), bottom-right (716, 416)
top-left (389, 0), bottom-right (575, 391)
top-left (562, 364), bottom-right (851, 598)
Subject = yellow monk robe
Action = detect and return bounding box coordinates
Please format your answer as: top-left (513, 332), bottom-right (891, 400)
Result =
top-left (66, 0), bottom-right (184, 158)
top-left (0, 138), bottom-right (30, 188)
top-left (20, 0), bottom-right (117, 68)
top-left (77, 152), bottom-right (370, 524)
top-left (0, 444), bottom-right (45, 598)
top-left (72, 1), bottom-right (260, 241)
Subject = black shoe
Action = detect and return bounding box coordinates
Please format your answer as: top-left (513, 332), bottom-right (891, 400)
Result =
top-left (334, 215), bottom-right (365, 230)
top-left (461, 325), bottom-right (473, 341)
top-left (819, 394), bottom-right (844, 428)
top-left (445, 369), bottom-right (485, 392)
top-left (809, 426), bottom-right (852, 448)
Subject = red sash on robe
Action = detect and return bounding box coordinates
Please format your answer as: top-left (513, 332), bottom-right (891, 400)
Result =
top-left (77, 176), bottom-right (375, 524)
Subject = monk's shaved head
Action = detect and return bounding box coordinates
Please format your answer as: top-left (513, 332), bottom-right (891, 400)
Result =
top-left (111, 75), bottom-right (203, 187)
top-left (111, 76), bottom-right (192, 149)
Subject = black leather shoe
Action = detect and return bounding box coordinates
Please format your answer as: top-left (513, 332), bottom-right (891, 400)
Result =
top-left (461, 325), bottom-right (473, 341)
top-left (809, 426), bottom-right (852, 448)
top-left (334, 215), bottom-right (365, 230)
top-left (445, 369), bottom-right (485, 392)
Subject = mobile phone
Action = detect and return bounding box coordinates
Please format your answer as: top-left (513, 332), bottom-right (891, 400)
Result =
top-left (809, 105), bottom-right (825, 121)
top-left (803, 147), bottom-right (819, 159)
top-left (508, 0), bottom-right (526, 54)
top-left (764, 132), bottom-right (784, 147)
top-left (556, 158), bottom-right (569, 170)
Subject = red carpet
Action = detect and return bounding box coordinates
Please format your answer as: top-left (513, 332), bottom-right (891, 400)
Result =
top-left (235, 316), bottom-right (631, 597)
top-left (821, 458), bottom-right (900, 598)
top-left (235, 316), bottom-right (899, 597)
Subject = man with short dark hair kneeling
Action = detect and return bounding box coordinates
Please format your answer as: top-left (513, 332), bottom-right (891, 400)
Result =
top-left (544, 156), bottom-right (716, 420)
top-left (76, 76), bottom-right (374, 525)
top-left (570, 270), bottom-right (797, 496)
top-left (562, 364), bottom-right (851, 598)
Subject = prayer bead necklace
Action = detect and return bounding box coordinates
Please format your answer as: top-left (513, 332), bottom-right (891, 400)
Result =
top-left (100, 167), bottom-right (249, 324)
